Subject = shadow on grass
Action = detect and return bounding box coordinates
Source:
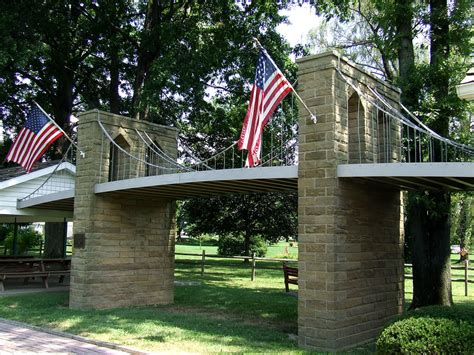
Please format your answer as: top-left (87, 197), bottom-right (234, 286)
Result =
top-left (0, 280), bottom-right (299, 352)
top-left (173, 282), bottom-right (297, 332)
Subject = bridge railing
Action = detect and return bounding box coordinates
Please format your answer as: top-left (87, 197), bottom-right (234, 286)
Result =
top-left (337, 68), bottom-right (474, 165)
top-left (18, 145), bottom-right (76, 204)
top-left (98, 118), bottom-right (298, 183)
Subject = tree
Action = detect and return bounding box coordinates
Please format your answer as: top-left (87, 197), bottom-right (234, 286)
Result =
top-left (307, 0), bottom-right (473, 308)
top-left (0, 1), bottom-right (298, 259)
top-left (451, 193), bottom-right (473, 262)
top-left (180, 192), bottom-right (297, 258)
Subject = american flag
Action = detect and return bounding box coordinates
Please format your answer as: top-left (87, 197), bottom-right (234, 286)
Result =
top-left (238, 49), bottom-right (292, 166)
top-left (6, 103), bottom-right (63, 172)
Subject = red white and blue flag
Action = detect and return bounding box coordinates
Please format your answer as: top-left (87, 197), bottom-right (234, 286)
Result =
top-left (6, 103), bottom-right (63, 172)
top-left (238, 49), bottom-right (293, 166)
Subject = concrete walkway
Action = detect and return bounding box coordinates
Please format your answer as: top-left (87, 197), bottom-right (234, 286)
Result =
top-left (0, 319), bottom-right (142, 354)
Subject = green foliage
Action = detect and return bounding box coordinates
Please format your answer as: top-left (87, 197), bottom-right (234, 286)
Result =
top-left (0, 224), bottom-right (11, 243)
top-left (451, 193), bottom-right (473, 252)
top-left (217, 235), bottom-right (267, 257)
top-left (377, 307), bottom-right (474, 354)
top-left (180, 192), bottom-right (297, 256)
top-left (4, 226), bottom-right (42, 255)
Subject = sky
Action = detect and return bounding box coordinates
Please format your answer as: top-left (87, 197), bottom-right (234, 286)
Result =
top-left (276, 4), bottom-right (322, 48)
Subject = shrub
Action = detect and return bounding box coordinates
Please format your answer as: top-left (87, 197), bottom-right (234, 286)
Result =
top-left (217, 235), bottom-right (267, 257)
top-left (377, 315), bottom-right (474, 354)
top-left (4, 227), bottom-right (42, 255)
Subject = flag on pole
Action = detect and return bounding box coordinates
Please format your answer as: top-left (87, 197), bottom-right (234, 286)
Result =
top-left (238, 49), bottom-right (292, 166)
top-left (6, 103), bottom-right (63, 172)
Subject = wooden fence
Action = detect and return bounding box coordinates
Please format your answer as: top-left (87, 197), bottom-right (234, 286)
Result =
top-left (405, 261), bottom-right (473, 296)
top-left (175, 251), bottom-right (297, 281)
top-left (176, 251), bottom-right (473, 296)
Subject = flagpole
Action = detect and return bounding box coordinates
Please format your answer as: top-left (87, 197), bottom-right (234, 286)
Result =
top-left (33, 101), bottom-right (85, 158)
top-left (253, 38), bottom-right (317, 124)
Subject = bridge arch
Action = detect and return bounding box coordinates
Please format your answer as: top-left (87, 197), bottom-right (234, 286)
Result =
top-left (109, 133), bottom-right (131, 181)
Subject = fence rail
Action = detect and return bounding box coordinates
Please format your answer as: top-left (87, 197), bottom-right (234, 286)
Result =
top-left (175, 251), bottom-right (297, 281)
top-left (176, 252), bottom-right (472, 295)
top-left (405, 261), bottom-right (473, 296)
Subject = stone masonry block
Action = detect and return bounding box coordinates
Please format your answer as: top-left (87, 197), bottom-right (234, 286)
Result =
top-left (297, 52), bottom-right (403, 352)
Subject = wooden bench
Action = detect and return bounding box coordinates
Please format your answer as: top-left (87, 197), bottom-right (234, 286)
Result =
top-left (0, 260), bottom-right (49, 292)
top-left (0, 258), bottom-right (71, 292)
top-left (282, 262), bottom-right (298, 292)
top-left (41, 259), bottom-right (71, 283)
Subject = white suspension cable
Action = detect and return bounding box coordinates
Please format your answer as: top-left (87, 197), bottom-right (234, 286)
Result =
top-left (336, 66), bottom-right (474, 158)
top-left (369, 86), bottom-right (474, 155)
top-left (19, 144), bottom-right (74, 202)
top-left (135, 129), bottom-right (191, 171)
top-left (97, 113), bottom-right (183, 172)
top-left (398, 100), bottom-right (474, 154)
top-left (179, 139), bottom-right (239, 167)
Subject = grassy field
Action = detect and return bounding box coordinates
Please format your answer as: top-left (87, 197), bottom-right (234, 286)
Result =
top-left (0, 242), bottom-right (471, 353)
top-left (0, 259), bottom-right (300, 353)
top-left (175, 239), bottom-right (298, 259)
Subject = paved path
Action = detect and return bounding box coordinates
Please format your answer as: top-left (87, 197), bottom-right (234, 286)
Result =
top-left (0, 319), bottom-right (137, 354)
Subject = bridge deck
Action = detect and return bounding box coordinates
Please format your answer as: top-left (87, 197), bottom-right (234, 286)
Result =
top-left (94, 166), bottom-right (298, 199)
top-left (337, 162), bottom-right (474, 191)
top-left (16, 162), bottom-right (474, 211)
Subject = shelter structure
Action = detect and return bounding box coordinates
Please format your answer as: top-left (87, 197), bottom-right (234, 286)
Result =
top-left (0, 162), bottom-right (74, 223)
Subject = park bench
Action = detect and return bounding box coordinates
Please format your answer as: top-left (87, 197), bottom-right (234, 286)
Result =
top-left (0, 260), bottom-right (49, 292)
top-left (41, 259), bottom-right (71, 283)
top-left (0, 258), bottom-right (71, 292)
top-left (282, 262), bottom-right (298, 292)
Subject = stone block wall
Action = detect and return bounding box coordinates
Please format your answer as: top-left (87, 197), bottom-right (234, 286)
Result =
top-left (297, 52), bottom-right (404, 351)
top-left (70, 110), bottom-right (177, 309)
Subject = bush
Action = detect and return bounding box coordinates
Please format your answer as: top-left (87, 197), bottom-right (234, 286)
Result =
top-left (377, 315), bottom-right (474, 354)
top-left (217, 235), bottom-right (267, 257)
top-left (0, 224), bottom-right (11, 243)
top-left (4, 227), bottom-right (42, 255)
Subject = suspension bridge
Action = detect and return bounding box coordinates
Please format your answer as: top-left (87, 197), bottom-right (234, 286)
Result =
top-left (16, 58), bottom-right (474, 211)
top-left (6, 51), bottom-right (474, 352)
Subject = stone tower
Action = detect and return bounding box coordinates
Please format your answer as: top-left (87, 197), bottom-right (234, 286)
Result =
top-left (70, 110), bottom-right (177, 309)
top-left (296, 52), bottom-right (404, 351)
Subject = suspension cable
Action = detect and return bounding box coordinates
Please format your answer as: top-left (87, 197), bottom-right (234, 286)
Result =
top-left (19, 144), bottom-right (75, 202)
top-left (97, 113), bottom-right (183, 172)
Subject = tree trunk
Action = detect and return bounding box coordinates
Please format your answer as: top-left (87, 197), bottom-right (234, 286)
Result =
top-left (397, 0), bottom-right (453, 309)
top-left (409, 192), bottom-right (453, 309)
top-left (410, 0), bottom-right (452, 308)
top-left (44, 222), bottom-right (66, 258)
top-left (395, 0), bottom-right (416, 107)
top-left (243, 229), bottom-right (251, 263)
top-left (131, 0), bottom-right (162, 120)
top-left (109, 44), bottom-right (121, 114)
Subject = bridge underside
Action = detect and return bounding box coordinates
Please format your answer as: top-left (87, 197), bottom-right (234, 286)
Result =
top-left (16, 163), bottom-right (474, 211)
top-left (94, 166), bottom-right (298, 199)
top-left (17, 189), bottom-right (75, 211)
top-left (338, 162), bottom-right (474, 191)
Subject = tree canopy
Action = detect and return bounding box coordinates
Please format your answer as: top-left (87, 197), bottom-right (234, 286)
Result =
top-left (0, 0), bottom-right (300, 250)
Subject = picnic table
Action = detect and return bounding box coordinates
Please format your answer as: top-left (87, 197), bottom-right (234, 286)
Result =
top-left (0, 258), bottom-right (71, 292)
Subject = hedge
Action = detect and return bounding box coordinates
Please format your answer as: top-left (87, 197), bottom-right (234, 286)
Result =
top-left (377, 306), bottom-right (474, 354)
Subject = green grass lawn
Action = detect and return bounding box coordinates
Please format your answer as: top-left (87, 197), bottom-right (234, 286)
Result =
top-left (0, 246), bottom-right (471, 353)
top-left (0, 260), bottom-right (300, 353)
top-left (175, 239), bottom-right (298, 260)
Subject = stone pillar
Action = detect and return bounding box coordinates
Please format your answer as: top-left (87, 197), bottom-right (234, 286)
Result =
top-left (70, 110), bottom-right (177, 309)
top-left (297, 52), bottom-right (404, 351)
